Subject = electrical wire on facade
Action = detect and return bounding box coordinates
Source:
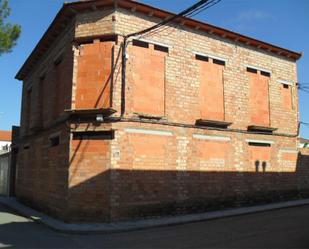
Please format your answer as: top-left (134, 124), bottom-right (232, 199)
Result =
top-left (121, 0), bottom-right (223, 116)
top-left (188, 0), bottom-right (222, 18)
top-left (298, 87), bottom-right (309, 94)
top-left (300, 122), bottom-right (309, 127)
top-left (126, 0), bottom-right (210, 39)
top-left (297, 82), bottom-right (309, 94)
top-left (297, 83), bottom-right (309, 88)
top-left (138, 0), bottom-right (222, 39)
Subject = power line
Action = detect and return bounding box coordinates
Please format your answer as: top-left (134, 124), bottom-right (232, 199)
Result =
top-left (298, 86), bottom-right (309, 90)
top-left (301, 122), bottom-right (309, 127)
top-left (135, 1), bottom-right (213, 39)
top-left (139, 0), bottom-right (222, 39)
top-left (188, 0), bottom-right (222, 18)
top-left (298, 87), bottom-right (309, 94)
top-left (126, 0), bottom-right (211, 39)
top-left (121, 0), bottom-right (222, 116)
top-left (297, 83), bottom-right (309, 91)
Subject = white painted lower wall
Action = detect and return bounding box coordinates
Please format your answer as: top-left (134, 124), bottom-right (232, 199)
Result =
top-left (0, 141), bottom-right (11, 154)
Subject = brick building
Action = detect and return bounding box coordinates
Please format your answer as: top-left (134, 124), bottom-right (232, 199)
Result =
top-left (14, 0), bottom-right (307, 222)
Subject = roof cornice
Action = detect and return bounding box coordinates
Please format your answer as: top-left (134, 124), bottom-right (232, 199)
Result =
top-left (15, 0), bottom-right (302, 80)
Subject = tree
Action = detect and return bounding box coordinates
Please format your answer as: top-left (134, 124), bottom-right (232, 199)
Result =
top-left (0, 0), bottom-right (21, 56)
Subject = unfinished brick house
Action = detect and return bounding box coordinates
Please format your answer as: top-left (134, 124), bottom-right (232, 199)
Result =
top-left (14, 0), bottom-right (307, 222)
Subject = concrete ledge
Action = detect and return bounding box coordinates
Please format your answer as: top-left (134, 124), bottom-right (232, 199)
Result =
top-left (1, 197), bottom-right (309, 234)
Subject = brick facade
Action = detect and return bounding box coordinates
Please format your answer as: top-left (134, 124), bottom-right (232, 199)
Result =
top-left (14, 0), bottom-right (308, 222)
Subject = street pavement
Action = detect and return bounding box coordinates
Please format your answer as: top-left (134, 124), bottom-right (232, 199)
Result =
top-left (0, 204), bottom-right (309, 248)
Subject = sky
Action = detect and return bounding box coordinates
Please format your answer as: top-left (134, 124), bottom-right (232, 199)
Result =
top-left (1, 0), bottom-right (309, 137)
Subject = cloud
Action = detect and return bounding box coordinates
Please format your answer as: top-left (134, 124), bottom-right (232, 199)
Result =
top-left (236, 10), bottom-right (275, 22)
top-left (221, 10), bottom-right (276, 32)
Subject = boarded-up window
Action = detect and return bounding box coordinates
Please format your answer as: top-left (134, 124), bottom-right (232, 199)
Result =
top-left (248, 143), bottom-right (271, 172)
top-left (127, 133), bottom-right (171, 170)
top-left (70, 138), bottom-right (110, 186)
top-left (282, 152), bottom-right (297, 161)
top-left (76, 41), bottom-right (113, 109)
top-left (198, 58), bottom-right (224, 121)
top-left (131, 43), bottom-right (166, 116)
top-left (248, 70), bottom-right (270, 126)
top-left (280, 84), bottom-right (292, 109)
top-left (131, 135), bottom-right (167, 157)
top-left (281, 151), bottom-right (297, 172)
top-left (128, 133), bottom-right (169, 170)
top-left (195, 139), bottom-right (229, 171)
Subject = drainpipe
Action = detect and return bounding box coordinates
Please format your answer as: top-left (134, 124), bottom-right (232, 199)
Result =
top-left (121, 36), bottom-right (127, 117)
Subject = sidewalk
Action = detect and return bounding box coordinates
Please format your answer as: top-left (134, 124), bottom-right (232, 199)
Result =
top-left (1, 197), bottom-right (309, 234)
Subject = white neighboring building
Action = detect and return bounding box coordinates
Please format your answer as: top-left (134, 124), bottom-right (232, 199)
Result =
top-left (0, 130), bottom-right (11, 155)
top-left (299, 138), bottom-right (309, 149)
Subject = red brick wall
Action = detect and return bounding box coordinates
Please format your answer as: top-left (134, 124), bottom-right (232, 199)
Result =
top-left (16, 29), bottom-right (74, 219)
top-left (15, 126), bottom-right (70, 219)
top-left (21, 44), bottom-right (74, 135)
top-left (248, 144), bottom-right (271, 172)
top-left (198, 59), bottom-right (224, 120)
top-left (281, 84), bottom-right (293, 110)
top-left (127, 43), bottom-right (166, 116)
top-left (248, 71), bottom-right (270, 126)
top-left (75, 41), bottom-right (113, 109)
top-left (67, 130), bottom-right (112, 222)
top-left (108, 123), bottom-right (308, 221)
top-left (15, 6), bottom-right (307, 223)
top-left (194, 139), bottom-right (229, 171)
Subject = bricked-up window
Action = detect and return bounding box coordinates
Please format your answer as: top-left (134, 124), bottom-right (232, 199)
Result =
top-left (25, 88), bottom-right (32, 133)
top-left (130, 40), bottom-right (168, 116)
top-left (53, 54), bottom-right (63, 118)
top-left (280, 83), bottom-right (293, 109)
top-left (29, 76), bottom-right (45, 131)
top-left (247, 67), bottom-right (270, 126)
top-left (128, 133), bottom-right (169, 170)
top-left (37, 76), bottom-right (44, 127)
top-left (76, 41), bottom-right (114, 109)
top-left (197, 56), bottom-right (225, 121)
top-left (195, 139), bottom-right (229, 171)
top-left (248, 142), bottom-right (271, 172)
top-left (282, 151), bottom-right (297, 161)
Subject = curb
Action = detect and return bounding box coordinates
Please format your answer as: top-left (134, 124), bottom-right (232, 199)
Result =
top-left (1, 197), bottom-right (309, 234)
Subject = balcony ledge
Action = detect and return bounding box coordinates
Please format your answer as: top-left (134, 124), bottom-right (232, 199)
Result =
top-left (65, 108), bottom-right (116, 117)
top-left (195, 119), bottom-right (232, 129)
top-left (247, 125), bottom-right (278, 133)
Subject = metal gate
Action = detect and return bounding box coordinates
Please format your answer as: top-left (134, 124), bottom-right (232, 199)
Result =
top-left (0, 152), bottom-right (11, 196)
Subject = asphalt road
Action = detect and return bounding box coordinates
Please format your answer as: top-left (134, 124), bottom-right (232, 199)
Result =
top-left (0, 204), bottom-right (309, 248)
